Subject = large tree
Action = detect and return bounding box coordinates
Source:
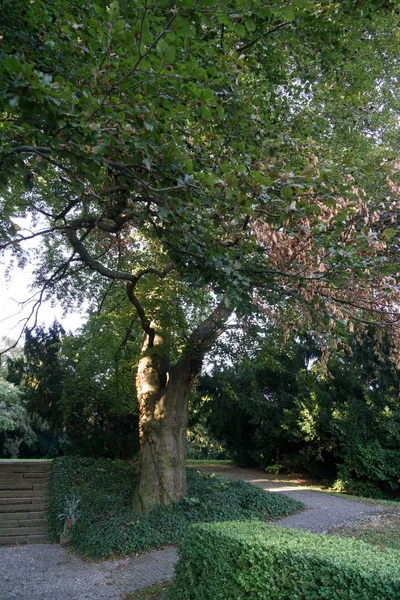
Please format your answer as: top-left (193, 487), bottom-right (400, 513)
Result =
top-left (1, 0), bottom-right (400, 511)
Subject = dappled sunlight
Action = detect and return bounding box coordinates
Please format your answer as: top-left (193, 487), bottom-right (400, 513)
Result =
top-left (247, 479), bottom-right (307, 493)
top-left (265, 486), bottom-right (308, 493)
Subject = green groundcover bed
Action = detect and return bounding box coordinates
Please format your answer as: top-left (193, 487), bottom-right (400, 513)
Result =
top-left (167, 522), bottom-right (400, 600)
top-left (48, 457), bottom-right (303, 559)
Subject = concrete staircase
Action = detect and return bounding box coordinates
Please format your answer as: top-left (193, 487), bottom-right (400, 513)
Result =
top-left (0, 461), bottom-right (51, 545)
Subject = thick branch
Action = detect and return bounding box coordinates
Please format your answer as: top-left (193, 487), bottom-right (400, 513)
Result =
top-left (66, 228), bottom-right (175, 338)
top-left (126, 281), bottom-right (153, 337)
top-left (66, 228), bottom-right (138, 284)
top-left (6, 146), bottom-right (52, 155)
top-left (135, 264), bottom-right (174, 282)
top-left (180, 300), bottom-right (233, 362)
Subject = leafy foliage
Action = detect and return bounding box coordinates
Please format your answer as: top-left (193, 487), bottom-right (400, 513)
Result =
top-left (6, 321), bottom-right (65, 430)
top-left (187, 420), bottom-right (228, 460)
top-left (167, 521), bottom-right (400, 600)
top-left (6, 316), bottom-right (139, 458)
top-left (0, 378), bottom-right (36, 457)
top-left (2, 1), bottom-right (400, 344)
top-left (3, 0), bottom-right (400, 508)
top-left (198, 330), bottom-right (400, 497)
top-left (60, 311), bottom-right (140, 458)
top-left (47, 456), bottom-right (303, 558)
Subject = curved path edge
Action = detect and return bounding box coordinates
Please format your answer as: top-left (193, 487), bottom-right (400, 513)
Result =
top-left (200, 465), bottom-right (385, 534)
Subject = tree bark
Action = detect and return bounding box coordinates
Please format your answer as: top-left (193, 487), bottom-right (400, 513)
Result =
top-left (131, 301), bottom-right (232, 513)
top-left (132, 334), bottom-right (201, 513)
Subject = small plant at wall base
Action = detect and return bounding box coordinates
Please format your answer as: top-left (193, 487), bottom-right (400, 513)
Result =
top-left (58, 495), bottom-right (82, 544)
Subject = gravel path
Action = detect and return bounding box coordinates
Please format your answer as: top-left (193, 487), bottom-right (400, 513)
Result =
top-left (204, 466), bottom-right (385, 533)
top-left (0, 545), bottom-right (178, 600)
top-left (0, 465), bottom-right (385, 600)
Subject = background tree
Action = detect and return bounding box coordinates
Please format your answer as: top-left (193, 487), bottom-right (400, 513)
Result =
top-left (7, 321), bottom-right (65, 431)
top-left (60, 308), bottom-right (140, 458)
top-left (198, 328), bottom-right (400, 497)
top-left (1, 0), bottom-right (400, 510)
top-left (0, 378), bottom-right (36, 458)
top-left (6, 310), bottom-right (141, 458)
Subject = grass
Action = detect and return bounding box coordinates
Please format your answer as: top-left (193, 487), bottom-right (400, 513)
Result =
top-left (48, 457), bottom-right (304, 560)
top-left (330, 509), bottom-right (400, 551)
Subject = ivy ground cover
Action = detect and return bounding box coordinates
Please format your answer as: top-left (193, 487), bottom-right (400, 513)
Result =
top-left (48, 457), bottom-right (303, 559)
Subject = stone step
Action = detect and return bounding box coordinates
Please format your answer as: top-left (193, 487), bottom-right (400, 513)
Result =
top-left (0, 501), bottom-right (47, 511)
top-left (0, 518), bottom-right (46, 528)
top-left (0, 483), bottom-right (47, 491)
top-left (0, 473), bottom-right (51, 478)
top-left (0, 462), bottom-right (51, 545)
top-left (0, 464), bottom-right (51, 473)
top-left (0, 510), bottom-right (46, 521)
top-left (0, 477), bottom-right (50, 484)
top-left (0, 490), bottom-right (48, 498)
top-left (0, 534), bottom-right (49, 545)
top-left (0, 525), bottom-right (48, 536)
top-left (0, 475), bottom-right (26, 483)
top-left (0, 482), bottom-right (33, 489)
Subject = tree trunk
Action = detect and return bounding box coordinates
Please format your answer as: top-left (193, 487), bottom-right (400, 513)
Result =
top-left (132, 338), bottom-right (200, 513)
top-left (131, 301), bottom-right (232, 512)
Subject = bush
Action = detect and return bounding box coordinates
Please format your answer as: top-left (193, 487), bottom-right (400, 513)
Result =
top-left (167, 521), bottom-right (400, 600)
top-left (48, 457), bottom-right (303, 559)
top-left (187, 423), bottom-right (228, 460)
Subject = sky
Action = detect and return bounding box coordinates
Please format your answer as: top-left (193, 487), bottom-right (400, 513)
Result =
top-left (0, 253), bottom-right (85, 347)
top-left (0, 214), bottom-right (86, 347)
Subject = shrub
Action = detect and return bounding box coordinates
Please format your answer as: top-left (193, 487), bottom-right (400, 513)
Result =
top-left (167, 521), bottom-right (400, 600)
top-left (187, 423), bottom-right (228, 460)
top-left (198, 332), bottom-right (400, 497)
top-left (48, 457), bottom-right (303, 559)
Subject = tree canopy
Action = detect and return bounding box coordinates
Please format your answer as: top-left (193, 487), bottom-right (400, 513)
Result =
top-left (1, 0), bottom-right (400, 510)
top-left (1, 1), bottom-right (400, 332)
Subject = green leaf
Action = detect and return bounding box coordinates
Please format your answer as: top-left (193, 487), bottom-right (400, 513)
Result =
top-left (199, 106), bottom-right (212, 120)
top-left (281, 187), bottom-right (293, 199)
top-left (281, 6), bottom-right (295, 20)
top-left (156, 39), bottom-right (168, 59)
top-left (383, 228), bottom-right (396, 241)
top-left (174, 16), bottom-right (195, 38)
top-left (4, 56), bottom-right (22, 74)
top-left (158, 206), bottom-right (170, 219)
top-left (164, 45), bottom-right (176, 64)
top-left (182, 158), bottom-right (193, 174)
top-left (224, 173), bottom-right (238, 189)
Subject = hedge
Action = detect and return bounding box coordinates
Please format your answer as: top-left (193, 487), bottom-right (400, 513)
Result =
top-left (167, 521), bottom-right (400, 600)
